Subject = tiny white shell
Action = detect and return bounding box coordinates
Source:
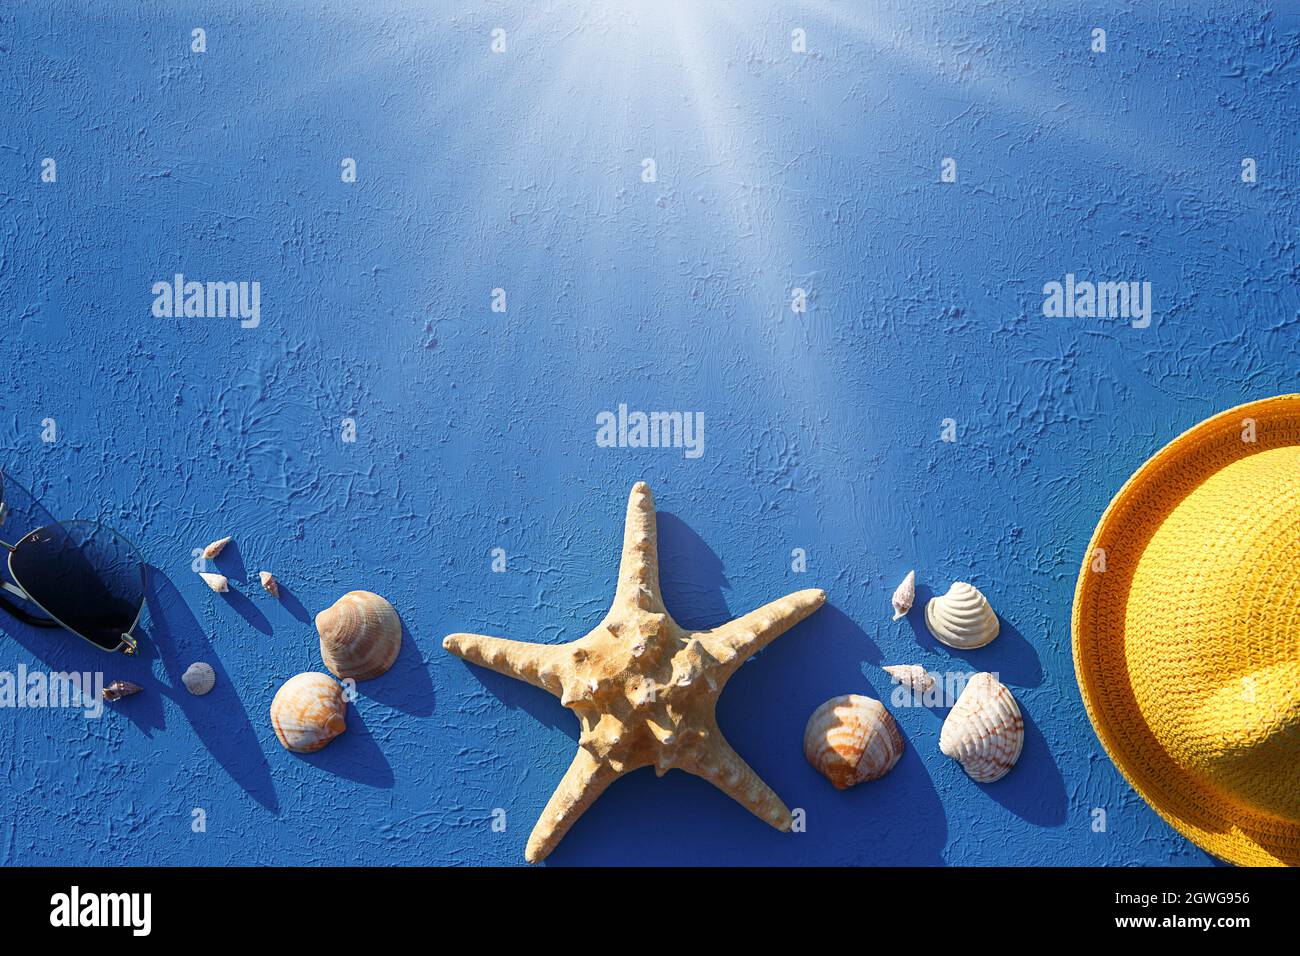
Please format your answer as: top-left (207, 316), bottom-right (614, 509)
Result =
top-left (182, 662), bottom-right (216, 696)
top-left (925, 581), bottom-right (1000, 649)
top-left (198, 572), bottom-right (229, 593)
top-left (891, 570), bottom-right (916, 620)
top-left (259, 571), bottom-right (279, 598)
top-left (202, 536), bottom-right (232, 560)
top-left (882, 664), bottom-right (935, 694)
top-left (803, 694), bottom-right (904, 789)
top-left (939, 672), bottom-right (1023, 783)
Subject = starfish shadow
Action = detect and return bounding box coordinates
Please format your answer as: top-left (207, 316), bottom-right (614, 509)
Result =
top-left (655, 512), bottom-right (732, 628)
top-left (465, 667), bottom-right (576, 739)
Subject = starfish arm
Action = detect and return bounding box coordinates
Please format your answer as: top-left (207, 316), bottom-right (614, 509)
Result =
top-left (700, 587), bottom-right (826, 666)
top-left (685, 737), bottom-right (793, 832)
top-left (525, 748), bottom-right (622, 863)
top-left (613, 481), bottom-right (665, 612)
top-left (442, 633), bottom-right (563, 696)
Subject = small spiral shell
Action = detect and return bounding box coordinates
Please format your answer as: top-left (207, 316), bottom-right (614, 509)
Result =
top-left (891, 570), bottom-right (916, 620)
top-left (198, 572), bottom-right (229, 593)
top-left (882, 664), bottom-right (935, 694)
top-left (201, 536), bottom-right (232, 560)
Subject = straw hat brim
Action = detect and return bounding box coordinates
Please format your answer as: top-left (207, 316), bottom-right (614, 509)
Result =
top-left (1072, 394), bottom-right (1300, 867)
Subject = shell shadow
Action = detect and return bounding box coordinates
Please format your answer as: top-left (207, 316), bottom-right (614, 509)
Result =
top-left (295, 701), bottom-right (395, 788)
top-left (907, 582), bottom-right (1044, 689)
top-left (220, 585), bottom-right (272, 636)
top-left (975, 700), bottom-right (1067, 825)
top-left (273, 580), bottom-right (312, 623)
top-left (211, 539), bottom-right (249, 585)
top-left (357, 620), bottom-right (436, 717)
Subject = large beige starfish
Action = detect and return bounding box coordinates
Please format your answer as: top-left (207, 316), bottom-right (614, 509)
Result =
top-left (443, 482), bottom-right (826, 863)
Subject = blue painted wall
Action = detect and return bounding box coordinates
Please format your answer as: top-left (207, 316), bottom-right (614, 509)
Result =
top-left (0, 1), bottom-right (1296, 866)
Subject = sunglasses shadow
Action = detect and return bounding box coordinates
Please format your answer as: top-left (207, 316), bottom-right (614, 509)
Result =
top-left (135, 566), bottom-right (280, 814)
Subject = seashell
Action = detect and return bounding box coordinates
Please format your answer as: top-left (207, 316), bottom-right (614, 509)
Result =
top-left (925, 581), bottom-right (1000, 649)
top-left (182, 662), bottom-right (216, 696)
top-left (891, 570), bottom-right (916, 620)
top-left (882, 664), bottom-right (935, 694)
top-left (259, 571), bottom-right (279, 598)
top-left (803, 694), bottom-right (904, 789)
top-left (102, 680), bottom-right (142, 702)
top-left (202, 536), bottom-right (232, 560)
top-left (939, 672), bottom-right (1023, 783)
top-left (198, 571), bottom-right (229, 593)
top-left (270, 672), bottom-right (347, 753)
top-left (316, 590), bottom-right (402, 682)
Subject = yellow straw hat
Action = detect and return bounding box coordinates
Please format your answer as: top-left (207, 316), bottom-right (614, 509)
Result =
top-left (1073, 394), bottom-right (1300, 867)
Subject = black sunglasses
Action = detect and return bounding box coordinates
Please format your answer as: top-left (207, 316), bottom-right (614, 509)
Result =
top-left (0, 473), bottom-right (145, 654)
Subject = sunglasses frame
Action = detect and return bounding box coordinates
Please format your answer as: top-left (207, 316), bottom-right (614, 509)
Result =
top-left (0, 507), bottom-right (143, 655)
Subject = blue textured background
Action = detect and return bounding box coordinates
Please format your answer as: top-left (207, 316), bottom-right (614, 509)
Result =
top-left (0, 1), bottom-right (1296, 866)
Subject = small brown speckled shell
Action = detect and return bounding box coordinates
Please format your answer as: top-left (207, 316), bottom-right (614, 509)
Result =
top-left (803, 694), bottom-right (904, 789)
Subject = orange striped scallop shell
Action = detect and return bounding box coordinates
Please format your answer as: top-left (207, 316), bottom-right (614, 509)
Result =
top-left (803, 694), bottom-right (904, 789)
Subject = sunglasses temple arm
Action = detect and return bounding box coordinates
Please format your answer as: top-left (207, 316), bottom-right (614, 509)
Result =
top-left (0, 586), bottom-right (63, 629)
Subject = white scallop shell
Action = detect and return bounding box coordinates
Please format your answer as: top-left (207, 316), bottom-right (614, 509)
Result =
top-left (882, 664), bottom-right (935, 694)
top-left (270, 672), bottom-right (347, 753)
top-left (891, 570), bottom-right (916, 620)
top-left (202, 536), bottom-right (232, 560)
top-left (803, 694), bottom-right (904, 789)
top-left (182, 662), bottom-right (216, 696)
top-left (939, 672), bottom-right (1023, 782)
top-left (316, 590), bottom-right (402, 682)
top-left (925, 581), bottom-right (999, 649)
top-left (198, 572), bottom-right (229, 593)
top-left (259, 571), bottom-right (279, 598)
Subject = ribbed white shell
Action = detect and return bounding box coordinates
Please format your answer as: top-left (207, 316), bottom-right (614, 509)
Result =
top-left (182, 662), bottom-right (216, 696)
top-left (939, 672), bottom-right (1023, 782)
top-left (925, 581), bottom-right (1000, 649)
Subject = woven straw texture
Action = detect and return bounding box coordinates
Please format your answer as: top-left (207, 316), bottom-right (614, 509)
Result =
top-left (1073, 395), bottom-right (1300, 867)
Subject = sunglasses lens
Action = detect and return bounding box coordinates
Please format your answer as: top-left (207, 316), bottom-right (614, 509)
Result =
top-left (9, 522), bottom-right (144, 651)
